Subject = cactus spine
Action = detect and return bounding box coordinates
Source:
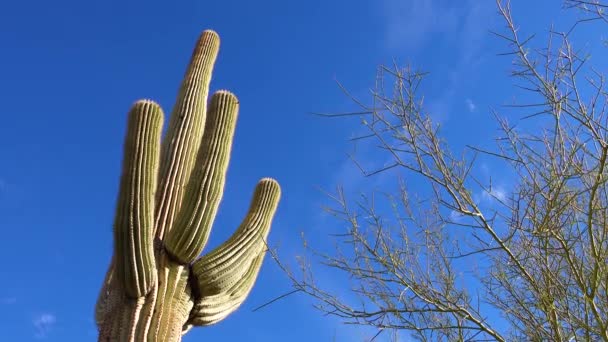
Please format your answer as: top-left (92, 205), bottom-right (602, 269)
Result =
top-left (95, 30), bottom-right (281, 341)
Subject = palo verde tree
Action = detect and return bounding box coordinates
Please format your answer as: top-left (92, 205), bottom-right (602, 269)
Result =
top-left (280, 1), bottom-right (608, 341)
top-left (95, 30), bottom-right (281, 341)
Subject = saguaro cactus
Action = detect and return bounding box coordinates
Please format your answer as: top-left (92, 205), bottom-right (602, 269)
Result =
top-left (95, 29), bottom-right (281, 341)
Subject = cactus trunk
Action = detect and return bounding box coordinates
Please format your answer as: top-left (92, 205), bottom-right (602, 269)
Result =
top-left (95, 30), bottom-right (281, 342)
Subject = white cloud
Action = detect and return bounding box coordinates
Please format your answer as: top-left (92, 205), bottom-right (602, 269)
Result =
top-left (465, 98), bottom-right (476, 112)
top-left (476, 164), bottom-right (512, 206)
top-left (480, 185), bottom-right (507, 204)
top-left (33, 313), bottom-right (56, 339)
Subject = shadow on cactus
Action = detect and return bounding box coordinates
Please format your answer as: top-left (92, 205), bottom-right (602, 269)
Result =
top-left (95, 29), bottom-right (281, 341)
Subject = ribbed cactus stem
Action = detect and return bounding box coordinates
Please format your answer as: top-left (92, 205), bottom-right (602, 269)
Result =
top-left (114, 100), bottom-right (163, 298)
top-left (193, 179), bottom-right (280, 285)
top-left (189, 254), bottom-right (265, 326)
top-left (189, 178), bottom-right (281, 325)
top-left (165, 91), bottom-right (239, 263)
top-left (155, 30), bottom-right (221, 241)
top-left (96, 29), bottom-right (281, 341)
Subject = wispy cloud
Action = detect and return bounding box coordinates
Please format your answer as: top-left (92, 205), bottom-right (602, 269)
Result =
top-left (449, 183), bottom-right (507, 224)
top-left (481, 185), bottom-right (507, 203)
top-left (449, 210), bottom-right (465, 223)
top-left (477, 162), bottom-right (511, 205)
top-left (380, 0), bottom-right (494, 121)
top-left (382, 0), bottom-right (459, 52)
top-left (1, 297), bottom-right (17, 305)
top-left (381, 0), bottom-right (493, 56)
top-left (33, 313), bottom-right (56, 339)
top-left (466, 98), bottom-right (476, 112)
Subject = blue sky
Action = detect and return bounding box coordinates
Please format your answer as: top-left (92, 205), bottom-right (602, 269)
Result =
top-left (0, 0), bottom-right (603, 341)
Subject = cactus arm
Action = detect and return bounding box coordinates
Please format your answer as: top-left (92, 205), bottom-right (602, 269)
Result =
top-left (188, 178), bottom-right (281, 326)
top-left (189, 254), bottom-right (265, 326)
top-left (113, 100), bottom-right (164, 298)
top-left (165, 91), bottom-right (239, 263)
top-left (155, 30), bottom-right (220, 241)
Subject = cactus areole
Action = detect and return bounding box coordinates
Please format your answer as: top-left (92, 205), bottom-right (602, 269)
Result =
top-left (95, 30), bottom-right (281, 341)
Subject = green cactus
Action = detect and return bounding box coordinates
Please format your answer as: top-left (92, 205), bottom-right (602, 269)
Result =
top-left (95, 29), bottom-right (281, 341)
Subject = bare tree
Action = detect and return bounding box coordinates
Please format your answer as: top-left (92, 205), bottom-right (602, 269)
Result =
top-left (277, 1), bottom-right (608, 341)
